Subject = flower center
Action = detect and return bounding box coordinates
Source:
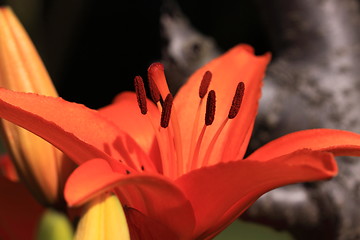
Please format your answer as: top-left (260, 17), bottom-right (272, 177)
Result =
top-left (134, 64), bottom-right (245, 178)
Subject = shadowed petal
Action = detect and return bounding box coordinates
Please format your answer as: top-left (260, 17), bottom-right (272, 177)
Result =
top-left (248, 129), bottom-right (360, 161)
top-left (65, 158), bottom-right (195, 239)
top-left (175, 45), bottom-right (271, 166)
top-left (125, 207), bottom-right (179, 240)
top-left (0, 88), bottom-right (150, 172)
top-left (99, 92), bottom-right (159, 152)
top-left (175, 150), bottom-right (337, 238)
top-left (99, 92), bottom-right (161, 170)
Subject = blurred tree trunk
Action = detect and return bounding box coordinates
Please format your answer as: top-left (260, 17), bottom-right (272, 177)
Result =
top-left (244, 1), bottom-right (360, 240)
top-left (161, 0), bottom-right (360, 239)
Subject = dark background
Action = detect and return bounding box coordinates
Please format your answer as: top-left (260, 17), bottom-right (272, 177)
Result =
top-left (9, 0), bottom-right (269, 108)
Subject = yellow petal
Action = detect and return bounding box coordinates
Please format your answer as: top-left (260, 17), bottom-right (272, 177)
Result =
top-left (0, 7), bottom-right (58, 94)
top-left (75, 193), bottom-right (130, 240)
top-left (0, 7), bottom-right (74, 204)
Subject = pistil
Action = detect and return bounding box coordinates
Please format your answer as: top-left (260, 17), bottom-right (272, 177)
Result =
top-left (148, 63), bottom-right (184, 177)
top-left (133, 76), bottom-right (171, 175)
top-left (148, 74), bottom-right (161, 104)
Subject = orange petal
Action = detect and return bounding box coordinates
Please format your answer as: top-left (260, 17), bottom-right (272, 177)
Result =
top-left (175, 149), bottom-right (337, 238)
top-left (65, 158), bottom-right (195, 239)
top-left (99, 92), bottom-right (161, 170)
top-left (125, 207), bottom-right (179, 240)
top-left (0, 88), bottom-right (147, 172)
top-left (0, 176), bottom-right (44, 240)
top-left (175, 45), bottom-right (271, 167)
top-left (248, 129), bottom-right (360, 161)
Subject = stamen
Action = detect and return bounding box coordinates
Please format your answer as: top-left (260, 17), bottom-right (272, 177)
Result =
top-left (205, 90), bottom-right (216, 126)
top-left (190, 125), bottom-right (207, 170)
top-left (148, 62), bottom-right (184, 177)
top-left (199, 71), bottom-right (212, 98)
top-left (187, 74), bottom-right (213, 171)
top-left (202, 82), bottom-right (246, 166)
top-left (201, 118), bottom-right (229, 166)
top-left (160, 93), bottom-right (173, 128)
top-left (148, 74), bottom-right (161, 103)
top-left (189, 91), bottom-right (216, 169)
top-left (145, 114), bottom-right (170, 176)
top-left (134, 76), bottom-right (147, 115)
top-left (228, 82), bottom-right (245, 119)
top-left (126, 170), bottom-right (131, 174)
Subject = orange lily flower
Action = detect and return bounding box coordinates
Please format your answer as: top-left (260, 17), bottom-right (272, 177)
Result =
top-left (0, 7), bottom-right (74, 205)
top-left (0, 45), bottom-right (359, 239)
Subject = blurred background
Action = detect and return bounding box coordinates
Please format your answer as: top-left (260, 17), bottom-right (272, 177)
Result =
top-left (6, 0), bottom-right (360, 239)
top-left (9, 0), bottom-right (270, 108)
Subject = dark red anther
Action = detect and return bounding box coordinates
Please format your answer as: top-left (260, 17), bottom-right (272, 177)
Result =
top-left (205, 90), bottom-right (216, 126)
top-left (134, 76), bottom-right (148, 115)
top-left (228, 82), bottom-right (245, 119)
top-left (160, 93), bottom-right (173, 128)
top-left (199, 71), bottom-right (212, 98)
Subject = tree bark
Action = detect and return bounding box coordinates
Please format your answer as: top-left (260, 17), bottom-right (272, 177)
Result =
top-left (244, 1), bottom-right (360, 239)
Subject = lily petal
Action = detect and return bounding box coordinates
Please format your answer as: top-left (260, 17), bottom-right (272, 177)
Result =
top-left (248, 129), bottom-right (360, 161)
top-left (65, 158), bottom-right (195, 239)
top-left (175, 149), bottom-right (337, 238)
top-left (175, 45), bottom-right (271, 166)
top-left (74, 193), bottom-right (130, 240)
top-left (99, 92), bottom-right (161, 170)
top-left (0, 7), bottom-right (57, 95)
top-left (0, 6), bottom-right (70, 204)
top-left (0, 88), bottom-right (148, 171)
top-left (125, 207), bottom-right (179, 240)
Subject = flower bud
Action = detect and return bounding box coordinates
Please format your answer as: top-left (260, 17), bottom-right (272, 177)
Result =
top-left (0, 7), bottom-right (74, 205)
